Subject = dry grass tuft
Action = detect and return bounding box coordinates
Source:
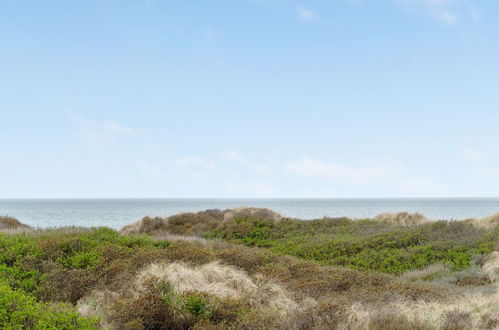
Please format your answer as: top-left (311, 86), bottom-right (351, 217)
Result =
top-left (483, 252), bottom-right (499, 283)
top-left (373, 212), bottom-right (432, 226)
top-left (77, 289), bottom-right (118, 328)
top-left (465, 213), bottom-right (499, 229)
top-left (1, 226), bottom-right (94, 236)
top-left (340, 250), bottom-right (499, 329)
top-left (0, 216), bottom-right (31, 231)
top-left (223, 207), bottom-right (283, 222)
top-left (136, 261), bottom-right (257, 299)
top-left (151, 232), bottom-right (210, 245)
top-left (119, 216), bottom-right (167, 235)
top-left (365, 308), bottom-right (432, 330)
top-left (79, 258), bottom-right (315, 328)
top-left (401, 263), bottom-right (450, 282)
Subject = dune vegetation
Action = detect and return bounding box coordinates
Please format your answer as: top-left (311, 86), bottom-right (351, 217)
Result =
top-left (0, 210), bottom-right (498, 329)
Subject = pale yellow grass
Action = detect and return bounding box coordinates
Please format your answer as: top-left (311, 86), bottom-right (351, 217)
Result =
top-left (77, 259), bottom-right (306, 328)
top-left (466, 213), bottom-right (499, 229)
top-left (77, 289), bottom-right (118, 329)
top-left (347, 252), bottom-right (499, 329)
top-left (373, 212), bottom-right (432, 226)
top-left (136, 261), bottom-right (257, 299)
top-left (150, 232), bottom-right (211, 245)
top-left (222, 207), bottom-right (283, 222)
top-left (483, 252), bottom-right (499, 282)
top-left (401, 263), bottom-right (450, 281)
top-left (119, 216), bottom-right (166, 235)
top-left (136, 261), bottom-right (308, 315)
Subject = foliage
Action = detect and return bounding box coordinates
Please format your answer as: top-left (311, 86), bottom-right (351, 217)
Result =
top-left (206, 217), bottom-right (495, 274)
top-left (0, 211), bottom-right (497, 329)
top-left (0, 280), bottom-right (98, 329)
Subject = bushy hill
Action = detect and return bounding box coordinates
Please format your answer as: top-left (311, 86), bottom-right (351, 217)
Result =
top-left (121, 209), bottom-right (498, 275)
top-left (0, 209), bottom-right (498, 329)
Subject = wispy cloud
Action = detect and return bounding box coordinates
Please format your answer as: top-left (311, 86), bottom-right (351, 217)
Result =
top-left (469, 5), bottom-right (482, 22)
top-left (222, 150), bottom-right (272, 176)
top-left (296, 5), bottom-right (318, 21)
top-left (175, 155), bottom-right (217, 171)
top-left (102, 121), bottom-right (134, 135)
top-left (70, 115), bottom-right (134, 148)
top-left (174, 155), bottom-right (217, 187)
top-left (136, 160), bottom-right (162, 178)
top-left (204, 28), bottom-right (217, 42)
top-left (286, 158), bottom-right (394, 184)
top-left (286, 157), bottom-right (441, 194)
top-left (224, 180), bottom-right (275, 197)
top-left (173, 151), bottom-right (275, 196)
top-left (395, 0), bottom-right (478, 25)
top-left (223, 150), bottom-right (246, 163)
top-left (254, 163), bottom-right (272, 176)
top-left (463, 147), bottom-right (491, 161)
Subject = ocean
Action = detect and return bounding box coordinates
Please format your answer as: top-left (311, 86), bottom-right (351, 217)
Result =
top-left (1, 198), bottom-right (499, 229)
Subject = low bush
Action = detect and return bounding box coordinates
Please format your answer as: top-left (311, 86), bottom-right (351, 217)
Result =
top-left (205, 217), bottom-right (494, 275)
top-left (0, 210), bottom-right (497, 330)
top-left (0, 280), bottom-right (98, 329)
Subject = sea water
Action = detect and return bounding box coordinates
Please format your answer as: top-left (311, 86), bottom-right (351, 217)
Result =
top-left (1, 198), bottom-right (499, 229)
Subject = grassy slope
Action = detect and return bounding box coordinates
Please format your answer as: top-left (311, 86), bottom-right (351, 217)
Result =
top-left (209, 217), bottom-right (496, 274)
top-left (127, 211), bottom-right (497, 274)
top-left (0, 213), bottom-right (498, 329)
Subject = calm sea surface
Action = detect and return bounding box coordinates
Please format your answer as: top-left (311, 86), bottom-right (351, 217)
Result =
top-left (1, 198), bottom-right (499, 229)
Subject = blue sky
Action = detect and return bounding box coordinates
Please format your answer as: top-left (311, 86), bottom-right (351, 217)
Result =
top-left (1, 0), bottom-right (499, 198)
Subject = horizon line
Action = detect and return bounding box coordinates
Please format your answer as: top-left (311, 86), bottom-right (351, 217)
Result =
top-left (2, 196), bottom-right (499, 200)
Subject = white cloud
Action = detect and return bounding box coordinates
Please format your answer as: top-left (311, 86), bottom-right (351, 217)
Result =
top-left (433, 9), bottom-right (457, 24)
top-left (173, 151), bottom-right (275, 197)
top-left (223, 150), bottom-right (272, 176)
top-left (223, 150), bottom-right (246, 163)
top-left (347, 0), bottom-right (365, 5)
top-left (395, 0), bottom-right (480, 25)
top-left (204, 28), bottom-right (217, 42)
top-left (463, 147), bottom-right (490, 161)
top-left (296, 5), bottom-right (318, 21)
top-left (102, 121), bottom-right (134, 135)
top-left (286, 158), bottom-right (394, 184)
top-left (175, 155), bottom-right (217, 171)
top-left (224, 180), bottom-right (275, 197)
top-left (136, 160), bottom-right (162, 178)
top-left (254, 163), bottom-right (272, 176)
top-left (174, 156), bottom-right (217, 187)
top-left (396, 0), bottom-right (456, 25)
top-left (469, 5), bottom-right (482, 22)
top-left (70, 115), bottom-right (134, 148)
top-left (473, 166), bottom-right (499, 181)
top-left (285, 157), bottom-right (441, 194)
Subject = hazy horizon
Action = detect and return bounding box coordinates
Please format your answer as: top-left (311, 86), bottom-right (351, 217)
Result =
top-left (2, 197), bottom-right (499, 200)
top-left (3, 197), bottom-right (499, 229)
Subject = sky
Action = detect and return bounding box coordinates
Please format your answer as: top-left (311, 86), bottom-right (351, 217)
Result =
top-left (1, 0), bottom-right (499, 198)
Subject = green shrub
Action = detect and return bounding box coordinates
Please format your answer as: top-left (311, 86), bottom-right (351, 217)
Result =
top-left (0, 280), bottom-right (98, 329)
top-left (183, 294), bottom-right (212, 318)
top-left (206, 218), bottom-right (495, 274)
top-left (0, 213), bottom-right (496, 329)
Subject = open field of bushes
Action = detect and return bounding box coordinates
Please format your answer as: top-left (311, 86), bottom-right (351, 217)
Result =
top-left (1, 208), bottom-right (498, 329)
